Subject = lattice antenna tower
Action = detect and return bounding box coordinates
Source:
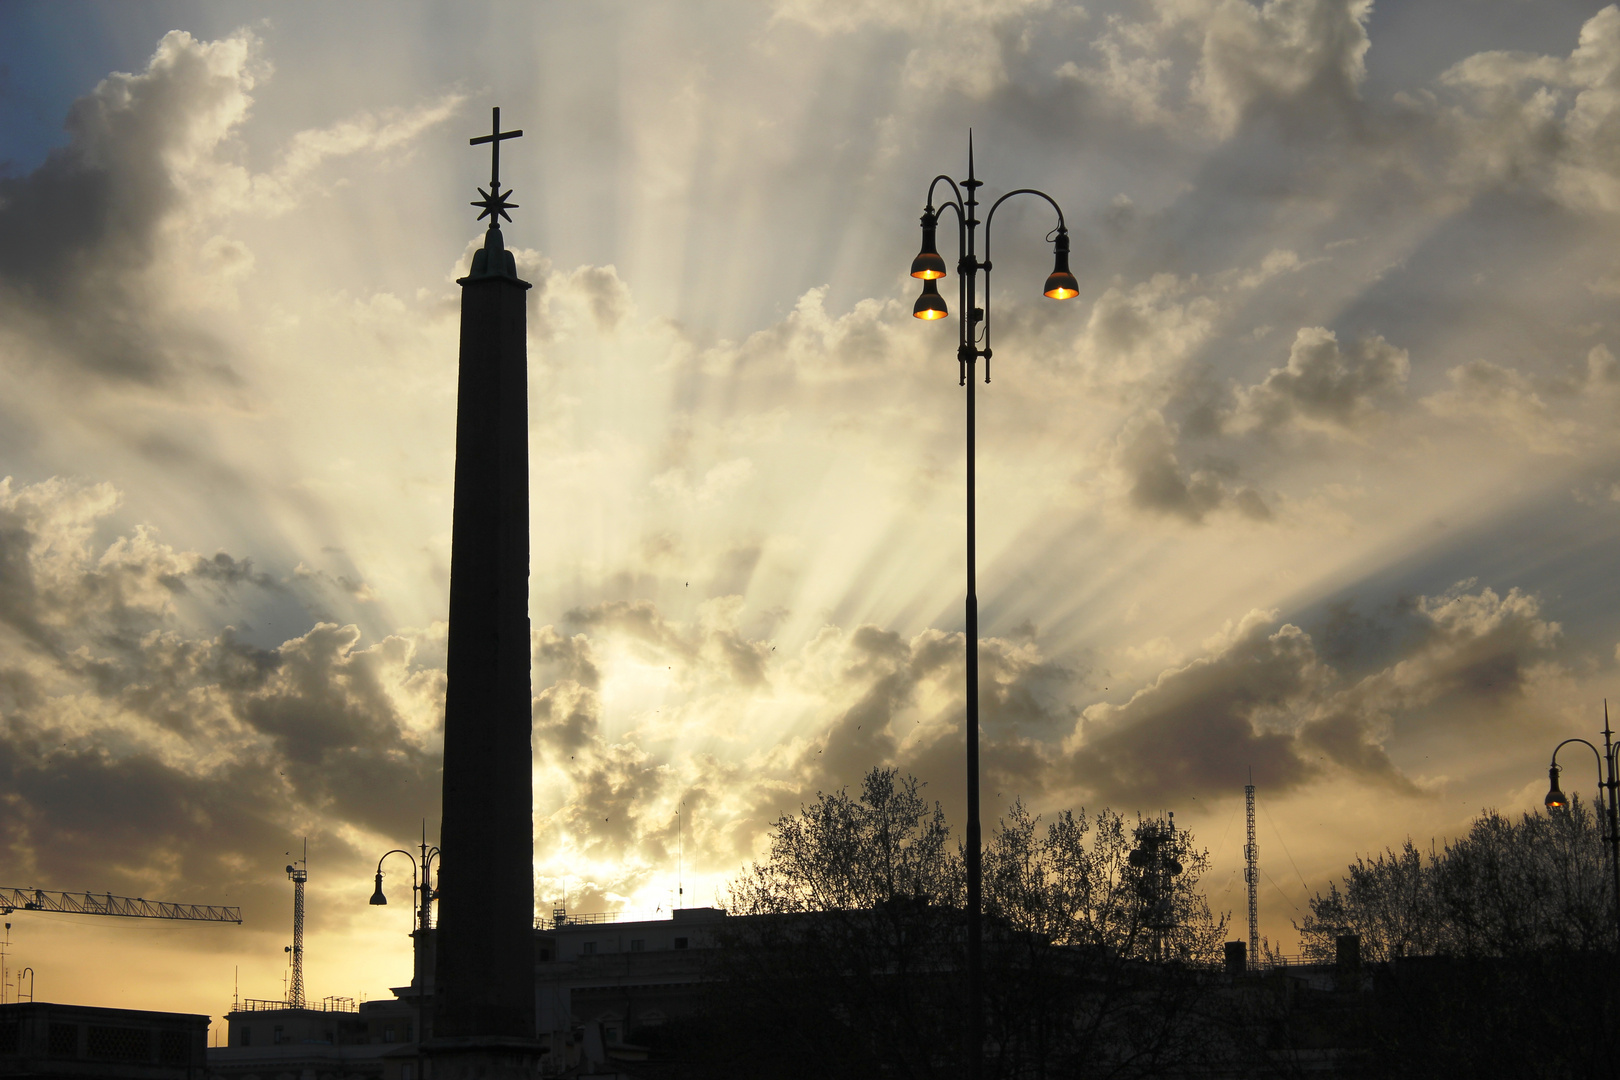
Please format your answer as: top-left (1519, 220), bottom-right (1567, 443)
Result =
top-left (285, 840), bottom-right (308, 1009)
top-left (1244, 771), bottom-right (1258, 970)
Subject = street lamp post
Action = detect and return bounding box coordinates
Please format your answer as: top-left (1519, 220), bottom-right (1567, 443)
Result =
top-left (370, 831), bottom-right (441, 1059)
top-left (1543, 701), bottom-right (1620, 943)
top-left (908, 135), bottom-right (1078, 1079)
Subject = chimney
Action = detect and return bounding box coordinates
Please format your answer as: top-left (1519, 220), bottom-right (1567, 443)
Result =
top-left (1335, 933), bottom-right (1361, 971)
top-left (1224, 940), bottom-right (1247, 975)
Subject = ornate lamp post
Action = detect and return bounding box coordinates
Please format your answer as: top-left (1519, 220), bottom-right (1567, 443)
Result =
top-left (370, 830), bottom-right (441, 1052)
top-left (1543, 701), bottom-right (1620, 942)
top-left (908, 135), bottom-right (1077, 1078)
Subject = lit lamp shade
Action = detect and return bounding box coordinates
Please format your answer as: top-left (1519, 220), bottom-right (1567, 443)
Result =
top-left (911, 211), bottom-right (947, 280)
top-left (913, 278), bottom-right (948, 320)
top-left (1545, 765), bottom-right (1569, 811)
top-left (1044, 230), bottom-right (1078, 300)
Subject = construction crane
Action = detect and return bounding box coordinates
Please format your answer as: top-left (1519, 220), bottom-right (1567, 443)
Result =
top-left (0, 888), bottom-right (241, 923)
top-left (1244, 773), bottom-right (1259, 970)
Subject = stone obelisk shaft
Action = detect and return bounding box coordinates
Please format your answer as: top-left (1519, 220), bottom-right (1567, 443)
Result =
top-left (432, 225), bottom-right (536, 1045)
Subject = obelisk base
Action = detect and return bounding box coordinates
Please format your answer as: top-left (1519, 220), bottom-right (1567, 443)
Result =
top-left (422, 1035), bottom-right (547, 1080)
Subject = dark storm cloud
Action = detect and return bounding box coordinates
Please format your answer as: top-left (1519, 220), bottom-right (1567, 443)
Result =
top-left (0, 31), bottom-right (256, 386)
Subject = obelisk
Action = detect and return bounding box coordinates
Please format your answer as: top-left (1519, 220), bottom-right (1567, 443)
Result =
top-left (428, 106), bottom-right (538, 1077)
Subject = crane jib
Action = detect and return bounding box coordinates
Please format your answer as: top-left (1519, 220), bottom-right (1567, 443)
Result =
top-left (0, 887), bottom-right (242, 924)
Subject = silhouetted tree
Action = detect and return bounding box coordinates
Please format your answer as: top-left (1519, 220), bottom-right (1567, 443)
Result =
top-left (1297, 798), bottom-right (1609, 961)
top-left (984, 800), bottom-right (1226, 962)
top-left (701, 768), bottom-right (1244, 1079)
top-left (1297, 799), bottom-right (1618, 1079)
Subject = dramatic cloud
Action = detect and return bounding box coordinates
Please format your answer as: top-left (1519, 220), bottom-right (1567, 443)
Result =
top-left (1437, 5), bottom-right (1620, 210)
top-left (1070, 0), bottom-right (1372, 136)
top-left (8, 1), bottom-right (1620, 1019)
top-left (0, 477), bottom-right (443, 923)
top-left (0, 29), bottom-right (459, 392)
top-left (1231, 326), bottom-right (1410, 433)
top-left (0, 31), bottom-right (260, 384)
top-left (1062, 584), bottom-right (1563, 806)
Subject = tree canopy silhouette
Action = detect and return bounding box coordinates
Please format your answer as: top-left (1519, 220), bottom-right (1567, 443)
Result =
top-left (701, 767), bottom-right (1234, 1080)
top-left (1297, 797), bottom-right (1609, 961)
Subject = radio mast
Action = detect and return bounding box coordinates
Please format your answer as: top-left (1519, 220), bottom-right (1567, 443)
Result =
top-left (1244, 773), bottom-right (1258, 970)
top-left (285, 841), bottom-right (308, 1009)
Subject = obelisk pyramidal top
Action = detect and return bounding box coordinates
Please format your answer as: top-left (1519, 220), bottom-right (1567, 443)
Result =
top-left (429, 106), bottom-right (538, 1074)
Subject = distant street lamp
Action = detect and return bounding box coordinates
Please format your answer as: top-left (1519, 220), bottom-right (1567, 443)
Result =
top-left (908, 135), bottom-right (1077, 1080)
top-left (370, 832), bottom-right (441, 1052)
top-left (1543, 701), bottom-right (1620, 942)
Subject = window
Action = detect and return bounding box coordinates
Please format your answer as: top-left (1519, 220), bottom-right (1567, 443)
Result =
top-left (384, 1026), bottom-right (396, 1043)
top-left (238, 1027), bottom-right (251, 1048)
top-left (582, 941), bottom-right (596, 955)
top-left (673, 937), bottom-right (688, 950)
top-left (402, 1065), bottom-right (414, 1080)
top-left (629, 939), bottom-right (644, 952)
top-left (272, 1026), bottom-right (285, 1046)
top-left (406, 1021), bottom-right (414, 1042)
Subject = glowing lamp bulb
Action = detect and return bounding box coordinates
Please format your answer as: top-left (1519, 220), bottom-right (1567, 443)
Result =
top-left (913, 277), bottom-right (948, 320)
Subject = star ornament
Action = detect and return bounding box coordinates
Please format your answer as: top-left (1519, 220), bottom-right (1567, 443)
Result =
top-left (472, 184), bottom-right (518, 224)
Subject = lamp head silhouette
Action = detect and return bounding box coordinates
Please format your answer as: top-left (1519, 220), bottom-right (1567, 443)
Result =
top-left (1043, 229), bottom-right (1079, 300)
top-left (910, 210), bottom-right (947, 280)
top-left (369, 872), bottom-right (387, 906)
top-left (1545, 764), bottom-right (1570, 811)
top-left (913, 277), bottom-right (948, 320)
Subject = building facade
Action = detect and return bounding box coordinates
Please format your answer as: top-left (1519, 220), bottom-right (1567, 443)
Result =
top-left (0, 1001), bottom-right (209, 1080)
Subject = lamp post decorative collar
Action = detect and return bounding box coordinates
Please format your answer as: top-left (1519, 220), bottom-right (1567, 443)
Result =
top-left (909, 132), bottom-right (1076, 1080)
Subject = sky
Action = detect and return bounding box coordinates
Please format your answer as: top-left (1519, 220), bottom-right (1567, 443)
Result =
top-left (1, 0), bottom-right (1619, 1033)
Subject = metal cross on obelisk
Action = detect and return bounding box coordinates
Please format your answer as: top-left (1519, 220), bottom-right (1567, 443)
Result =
top-left (470, 106), bottom-right (522, 225)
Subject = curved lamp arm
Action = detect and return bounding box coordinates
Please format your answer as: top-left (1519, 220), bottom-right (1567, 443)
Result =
top-left (371, 849), bottom-right (416, 905)
top-left (977, 188), bottom-right (1069, 379)
top-left (1547, 738), bottom-right (1604, 810)
top-left (983, 187), bottom-right (1067, 238)
top-left (927, 174), bottom-right (966, 218)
